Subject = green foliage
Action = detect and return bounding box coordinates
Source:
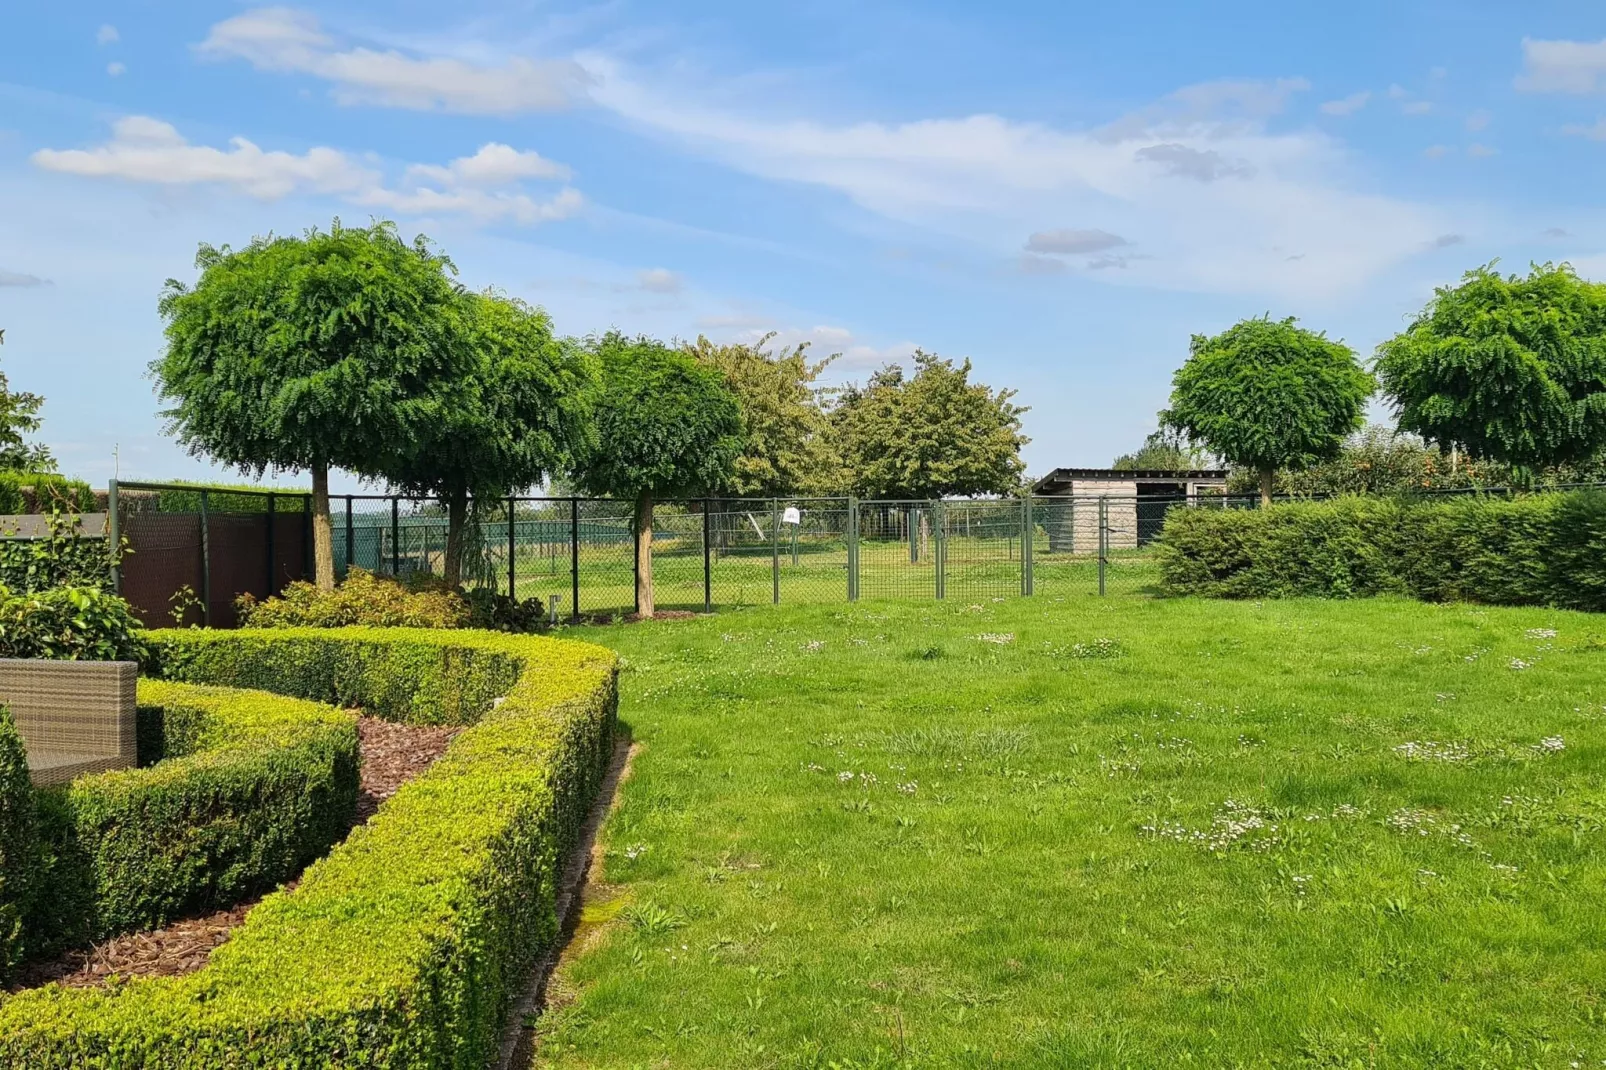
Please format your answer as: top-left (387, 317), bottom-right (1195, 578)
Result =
top-left (0, 510), bottom-right (114, 593)
top-left (832, 350), bottom-right (1028, 499)
top-left (685, 332), bottom-right (837, 496)
top-left (236, 567), bottom-right (544, 632)
top-left (1157, 490), bottom-right (1606, 608)
top-left (382, 291), bottom-right (595, 584)
top-left (28, 681), bottom-right (358, 952)
top-left (149, 482), bottom-right (308, 513)
top-left (0, 473), bottom-right (95, 515)
top-left (1161, 317), bottom-right (1374, 499)
top-left (0, 360), bottom-right (56, 474)
top-left (1112, 430), bottom-right (1215, 471)
top-left (153, 219), bottom-right (476, 586)
top-left (1376, 263), bottom-right (1606, 470)
top-left (568, 332), bottom-right (743, 502)
top-left (0, 586), bottom-right (145, 661)
top-left (0, 706), bottom-right (32, 984)
top-left (0, 627), bottom-right (618, 1067)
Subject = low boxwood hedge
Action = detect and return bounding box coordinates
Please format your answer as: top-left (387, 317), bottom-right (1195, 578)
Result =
top-left (0, 627), bottom-right (619, 1068)
top-left (0, 706), bottom-right (32, 984)
top-left (27, 681), bottom-right (359, 955)
top-left (1157, 490), bottom-right (1606, 609)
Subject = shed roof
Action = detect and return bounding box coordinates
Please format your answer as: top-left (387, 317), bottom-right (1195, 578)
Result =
top-left (1031, 467), bottom-right (1229, 494)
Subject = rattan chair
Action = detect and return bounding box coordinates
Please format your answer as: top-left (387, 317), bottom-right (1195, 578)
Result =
top-left (0, 659), bottom-right (138, 787)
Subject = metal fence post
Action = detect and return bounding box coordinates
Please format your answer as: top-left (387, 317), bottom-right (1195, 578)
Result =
top-left (847, 496), bottom-right (859, 602)
top-left (344, 494), bottom-right (354, 580)
top-left (934, 500), bottom-right (946, 600)
top-left (569, 497), bottom-right (580, 621)
top-left (771, 500), bottom-right (781, 604)
top-left (390, 497), bottom-right (400, 576)
top-left (507, 496), bottom-right (517, 598)
top-left (265, 492), bottom-right (276, 595)
top-left (1098, 496), bottom-right (1108, 597)
top-left (1022, 495), bottom-right (1034, 596)
top-left (702, 499), bottom-right (712, 613)
top-left (199, 488), bottom-right (212, 627)
top-left (107, 478), bottom-right (122, 595)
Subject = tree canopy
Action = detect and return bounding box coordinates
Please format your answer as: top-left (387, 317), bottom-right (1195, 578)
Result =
top-left (566, 332), bottom-right (742, 616)
top-left (1375, 262), bottom-right (1606, 472)
top-left (1112, 430), bottom-right (1214, 472)
top-left (832, 351), bottom-right (1027, 499)
top-left (684, 333), bottom-right (836, 497)
top-left (154, 219), bottom-right (471, 588)
top-left (380, 290), bottom-right (596, 585)
top-left (1161, 316), bottom-right (1374, 504)
top-left (0, 361), bottom-right (55, 474)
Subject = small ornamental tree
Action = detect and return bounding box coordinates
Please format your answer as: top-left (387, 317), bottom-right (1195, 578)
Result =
top-left (382, 291), bottom-right (596, 587)
top-left (832, 351), bottom-right (1028, 499)
top-left (1161, 316), bottom-right (1374, 505)
top-left (1375, 263), bottom-right (1606, 473)
top-left (0, 360), bottom-right (55, 473)
top-left (567, 333), bottom-right (742, 617)
top-left (155, 220), bottom-right (470, 589)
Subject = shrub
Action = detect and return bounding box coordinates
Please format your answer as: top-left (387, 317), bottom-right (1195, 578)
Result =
top-left (236, 566), bottom-right (544, 632)
top-left (1158, 490), bottom-right (1606, 609)
top-left (0, 509), bottom-right (114, 594)
top-left (0, 707), bottom-right (32, 984)
top-left (0, 473), bottom-right (96, 516)
top-left (26, 681), bottom-right (359, 953)
top-left (0, 586), bottom-right (145, 661)
top-left (0, 627), bottom-right (618, 1066)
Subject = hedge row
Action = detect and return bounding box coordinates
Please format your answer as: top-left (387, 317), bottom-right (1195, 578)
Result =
top-left (0, 474), bottom-right (96, 517)
top-left (0, 627), bottom-right (619, 1068)
top-left (28, 681), bottom-right (358, 955)
top-left (1156, 490), bottom-right (1606, 608)
top-left (0, 707), bottom-right (31, 984)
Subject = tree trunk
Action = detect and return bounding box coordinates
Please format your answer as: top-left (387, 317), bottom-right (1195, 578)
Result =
top-left (1258, 464), bottom-right (1275, 508)
top-left (311, 462), bottom-right (336, 591)
top-left (443, 489), bottom-right (468, 588)
top-left (635, 492), bottom-right (654, 618)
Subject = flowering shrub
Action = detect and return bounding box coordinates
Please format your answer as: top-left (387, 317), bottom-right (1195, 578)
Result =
top-left (236, 566), bottom-right (544, 632)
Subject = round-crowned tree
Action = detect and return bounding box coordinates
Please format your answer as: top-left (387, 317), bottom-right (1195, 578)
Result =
top-left (1375, 263), bottom-right (1606, 473)
top-left (154, 220), bottom-right (471, 589)
top-left (566, 333), bottom-right (742, 618)
top-left (1161, 316), bottom-right (1374, 505)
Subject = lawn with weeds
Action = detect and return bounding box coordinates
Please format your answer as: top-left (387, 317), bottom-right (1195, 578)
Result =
top-left (536, 596), bottom-right (1606, 1068)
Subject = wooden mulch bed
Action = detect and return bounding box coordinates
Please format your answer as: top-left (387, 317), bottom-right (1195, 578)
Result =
top-left (12, 715), bottom-right (460, 990)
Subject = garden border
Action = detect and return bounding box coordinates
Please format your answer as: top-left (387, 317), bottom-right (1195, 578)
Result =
top-left (0, 627), bottom-right (619, 1067)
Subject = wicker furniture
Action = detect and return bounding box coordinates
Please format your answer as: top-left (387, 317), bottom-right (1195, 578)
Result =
top-left (0, 659), bottom-right (138, 787)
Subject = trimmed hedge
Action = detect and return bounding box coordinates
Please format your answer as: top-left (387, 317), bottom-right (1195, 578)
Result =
top-left (0, 707), bottom-right (31, 984)
top-left (0, 474), bottom-right (96, 516)
top-left (236, 567), bottom-right (545, 634)
top-left (27, 682), bottom-right (359, 954)
top-left (0, 627), bottom-right (618, 1068)
top-left (0, 587), bottom-right (145, 662)
top-left (1157, 490), bottom-right (1606, 608)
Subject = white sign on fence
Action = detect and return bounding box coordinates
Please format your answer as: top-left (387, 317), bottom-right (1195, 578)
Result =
top-left (782, 506), bottom-right (801, 525)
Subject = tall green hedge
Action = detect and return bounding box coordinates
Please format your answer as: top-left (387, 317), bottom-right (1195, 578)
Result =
top-left (1157, 490), bottom-right (1606, 608)
top-left (27, 681), bottom-right (359, 955)
top-left (0, 627), bottom-right (618, 1068)
top-left (0, 474), bottom-right (96, 516)
top-left (0, 707), bottom-right (32, 985)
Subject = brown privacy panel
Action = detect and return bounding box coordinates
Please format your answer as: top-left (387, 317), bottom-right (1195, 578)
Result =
top-left (120, 512), bottom-right (204, 628)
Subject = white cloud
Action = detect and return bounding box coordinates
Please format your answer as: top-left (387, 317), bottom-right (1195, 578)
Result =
top-left (635, 268), bottom-right (683, 293)
top-left (96, 24), bottom-right (119, 45)
top-left (1423, 144), bottom-right (1451, 159)
top-left (31, 117), bottom-right (583, 226)
top-left (700, 321), bottom-right (918, 372)
top-left (1465, 110), bottom-right (1491, 132)
top-left (1320, 91), bottom-right (1370, 116)
top-left (579, 59), bottom-right (1445, 299)
top-left (1025, 229), bottom-right (1127, 254)
top-left (1401, 100), bottom-right (1434, 116)
top-left (106, 62), bottom-right (126, 77)
top-left (1517, 37), bottom-right (1606, 94)
top-left (1467, 143), bottom-right (1498, 158)
top-left (1563, 118), bottom-right (1606, 141)
top-left (197, 7), bottom-right (587, 114)
top-left (405, 143), bottom-right (571, 186)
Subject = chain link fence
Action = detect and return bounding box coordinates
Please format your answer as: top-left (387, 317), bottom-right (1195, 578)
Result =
top-left (109, 481), bottom-right (1283, 626)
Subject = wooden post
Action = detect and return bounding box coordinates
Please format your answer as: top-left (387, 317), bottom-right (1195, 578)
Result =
top-left (107, 479), bottom-right (122, 595)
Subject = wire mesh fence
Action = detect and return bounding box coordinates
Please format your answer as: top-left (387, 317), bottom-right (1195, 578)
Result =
top-left (107, 481), bottom-right (1268, 626)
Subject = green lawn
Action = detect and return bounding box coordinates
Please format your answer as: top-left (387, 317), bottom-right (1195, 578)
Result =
top-left (536, 595), bottom-right (1606, 1068)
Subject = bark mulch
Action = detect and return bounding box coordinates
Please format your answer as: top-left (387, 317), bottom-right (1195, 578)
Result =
top-left (13, 715), bottom-right (460, 991)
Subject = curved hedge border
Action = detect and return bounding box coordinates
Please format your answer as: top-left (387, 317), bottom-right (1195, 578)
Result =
top-left (0, 707), bottom-right (31, 983)
top-left (29, 681), bottom-right (359, 954)
top-left (0, 627), bottom-right (618, 1069)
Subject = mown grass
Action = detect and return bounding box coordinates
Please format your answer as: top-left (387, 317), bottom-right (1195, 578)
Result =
top-left (537, 595), bottom-right (1606, 1069)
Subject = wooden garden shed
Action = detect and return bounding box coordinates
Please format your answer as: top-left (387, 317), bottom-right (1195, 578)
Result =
top-left (1030, 468), bottom-right (1228, 553)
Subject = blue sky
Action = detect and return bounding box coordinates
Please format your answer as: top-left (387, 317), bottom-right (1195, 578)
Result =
top-left (3, 1), bottom-right (1606, 491)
